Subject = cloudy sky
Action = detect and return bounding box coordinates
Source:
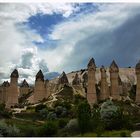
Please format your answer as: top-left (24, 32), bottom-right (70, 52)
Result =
top-left (0, 3), bottom-right (140, 84)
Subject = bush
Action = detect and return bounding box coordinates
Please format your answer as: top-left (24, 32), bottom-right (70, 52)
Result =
top-left (58, 119), bottom-right (68, 129)
top-left (54, 101), bottom-right (71, 110)
top-left (91, 106), bottom-right (105, 134)
top-left (100, 100), bottom-right (133, 130)
top-left (73, 94), bottom-right (86, 105)
top-left (35, 104), bottom-right (46, 112)
top-left (15, 112), bottom-right (41, 121)
top-left (0, 103), bottom-right (12, 118)
top-left (21, 125), bottom-right (37, 137)
top-left (55, 106), bottom-right (67, 118)
top-left (65, 119), bottom-right (79, 135)
top-left (39, 108), bottom-right (48, 119)
top-left (0, 120), bottom-right (20, 137)
top-left (120, 131), bottom-right (127, 137)
top-left (39, 121), bottom-right (58, 136)
top-left (47, 112), bottom-right (57, 120)
top-left (77, 101), bottom-right (91, 134)
top-left (55, 106), bottom-right (63, 117)
top-left (57, 85), bottom-right (74, 101)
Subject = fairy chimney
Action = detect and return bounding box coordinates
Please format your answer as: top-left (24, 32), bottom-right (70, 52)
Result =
top-left (87, 58), bottom-right (97, 106)
top-left (100, 66), bottom-right (109, 100)
top-left (34, 70), bottom-right (47, 103)
top-left (72, 73), bottom-right (80, 85)
top-left (20, 79), bottom-right (30, 96)
top-left (6, 69), bottom-right (19, 108)
top-left (109, 60), bottom-right (120, 100)
top-left (58, 71), bottom-right (69, 85)
top-left (135, 60), bottom-right (140, 103)
top-left (0, 81), bottom-right (10, 103)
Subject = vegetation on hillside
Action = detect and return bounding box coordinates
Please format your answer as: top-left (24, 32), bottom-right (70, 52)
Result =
top-left (0, 83), bottom-right (140, 137)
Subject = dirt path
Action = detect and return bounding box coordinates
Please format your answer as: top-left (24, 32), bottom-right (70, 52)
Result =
top-left (12, 116), bottom-right (45, 124)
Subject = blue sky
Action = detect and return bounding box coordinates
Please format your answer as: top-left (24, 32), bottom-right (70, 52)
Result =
top-left (24, 3), bottom-right (99, 49)
top-left (0, 3), bottom-right (140, 83)
top-left (26, 13), bottom-right (65, 37)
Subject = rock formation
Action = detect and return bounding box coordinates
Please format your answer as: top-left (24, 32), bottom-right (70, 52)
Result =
top-left (0, 81), bottom-right (10, 104)
top-left (82, 72), bottom-right (88, 83)
top-left (109, 60), bottom-right (120, 100)
top-left (72, 73), bottom-right (80, 85)
top-left (6, 69), bottom-right (19, 108)
top-left (34, 70), bottom-right (48, 103)
top-left (100, 66), bottom-right (109, 100)
top-left (58, 71), bottom-right (69, 85)
top-left (87, 58), bottom-right (97, 106)
top-left (20, 79), bottom-right (30, 96)
top-left (135, 60), bottom-right (140, 103)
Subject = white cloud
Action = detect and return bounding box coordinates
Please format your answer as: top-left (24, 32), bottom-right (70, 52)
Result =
top-left (0, 3), bottom-right (79, 84)
top-left (1, 3), bottom-right (140, 84)
top-left (41, 3), bottom-right (140, 72)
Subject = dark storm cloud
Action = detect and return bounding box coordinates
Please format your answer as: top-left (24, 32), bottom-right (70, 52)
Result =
top-left (65, 12), bottom-right (140, 70)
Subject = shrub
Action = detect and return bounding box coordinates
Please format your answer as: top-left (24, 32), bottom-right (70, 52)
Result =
top-left (0, 103), bottom-right (12, 118)
top-left (58, 118), bottom-right (68, 129)
top-left (62, 101), bottom-right (72, 110)
top-left (39, 108), bottom-right (48, 119)
top-left (120, 131), bottom-right (127, 137)
top-left (73, 94), bottom-right (85, 105)
top-left (57, 85), bottom-right (74, 101)
top-left (0, 120), bottom-right (20, 137)
top-left (21, 125), bottom-right (37, 137)
top-left (47, 112), bottom-right (57, 120)
top-left (39, 121), bottom-right (58, 136)
top-left (91, 106), bottom-right (105, 134)
top-left (77, 101), bottom-right (91, 134)
top-left (100, 100), bottom-right (132, 130)
top-left (55, 106), bottom-right (63, 117)
top-left (65, 119), bottom-right (79, 135)
top-left (35, 104), bottom-right (46, 112)
top-left (55, 106), bottom-right (67, 118)
top-left (54, 100), bottom-right (71, 110)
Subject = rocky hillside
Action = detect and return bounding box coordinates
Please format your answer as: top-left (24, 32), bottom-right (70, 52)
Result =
top-left (50, 67), bottom-right (136, 85)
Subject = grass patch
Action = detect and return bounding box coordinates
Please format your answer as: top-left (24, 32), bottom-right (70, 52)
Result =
top-left (15, 112), bottom-right (42, 121)
top-left (77, 130), bottom-right (132, 137)
top-left (5, 118), bottom-right (42, 136)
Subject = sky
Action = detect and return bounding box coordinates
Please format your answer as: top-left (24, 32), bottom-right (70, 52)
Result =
top-left (0, 3), bottom-right (140, 84)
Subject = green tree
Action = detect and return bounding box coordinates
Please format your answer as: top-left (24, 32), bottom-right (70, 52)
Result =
top-left (91, 105), bottom-right (105, 136)
top-left (0, 103), bottom-right (12, 118)
top-left (77, 101), bottom-right (91, 135)
top-left (0, 120), bottom-right (20, 137)
top-left (100, 100), bottom-right (132, 130)
top-left (39, 121), bottom-right (58, 137)
top-left (35, 104), bottom-right (46, 112)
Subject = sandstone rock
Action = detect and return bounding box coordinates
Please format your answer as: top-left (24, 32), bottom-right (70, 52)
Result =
top-left (36, 70), bottom-right (44, 81)
top-left (20, 79), bottom-right (29, 87)
top-left (87, 58), bottom-right (97, 106)
top-left (72, 73), bottom-right (80, 85)
top-left (100, 65), bottom-right (109, 100)
top-left (135, 60), bottom-right (140, 103)
top-left (58, 71), bottom-right (69, 85)
top-left (110, 60), bottom-right (120, 100)
top-left (10, 69), bottom-right (19, 78)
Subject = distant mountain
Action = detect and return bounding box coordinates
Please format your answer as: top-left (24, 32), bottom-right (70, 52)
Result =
top-left (44, 72), bottom-right (60, 80)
